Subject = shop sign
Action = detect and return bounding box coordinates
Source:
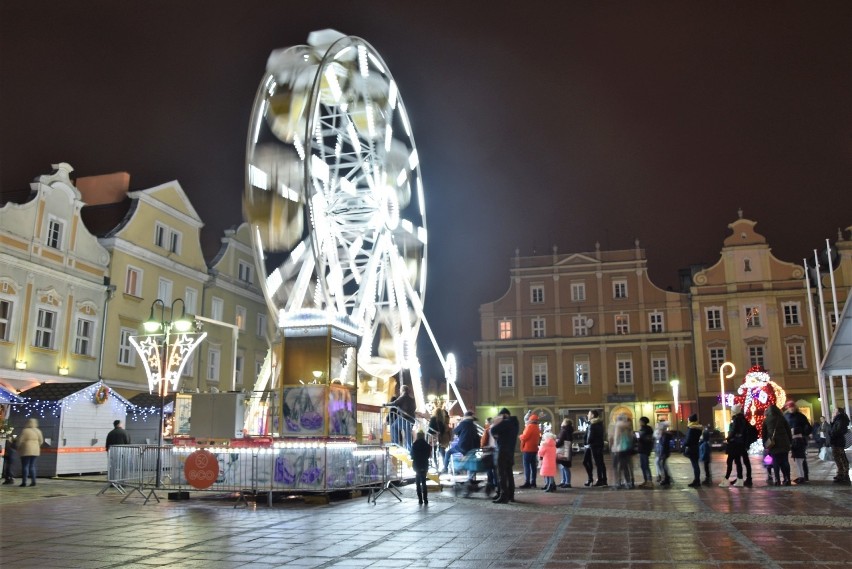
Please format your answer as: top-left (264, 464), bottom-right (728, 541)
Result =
top-left (606, 394), bottom-right (636, 403)
top-left (655, 404), bottom-right (671, 412)
top-left (184, 449), bottom-right (219, 490)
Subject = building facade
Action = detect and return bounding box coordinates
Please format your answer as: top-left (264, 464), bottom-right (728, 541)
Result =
top-left (476, 241), bottom-right (695, 432)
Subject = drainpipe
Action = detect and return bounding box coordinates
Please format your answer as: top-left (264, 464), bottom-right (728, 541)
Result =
top-left (98, 279), bottom-right (116, 380)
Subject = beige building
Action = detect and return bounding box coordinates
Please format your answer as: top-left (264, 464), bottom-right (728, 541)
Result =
top-left (0, 163), bottom-right (111, 392)
top-left (476, 242), bottom-right (695, 431)
top-left (477, 215), bottom-right (852, 430)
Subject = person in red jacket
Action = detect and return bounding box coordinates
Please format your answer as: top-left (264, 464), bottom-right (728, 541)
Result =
top-left (519, 413), bottom-right (541, 488)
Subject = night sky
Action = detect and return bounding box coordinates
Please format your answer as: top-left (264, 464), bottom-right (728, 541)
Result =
top-left (2, 2), bottom-right (851, 379)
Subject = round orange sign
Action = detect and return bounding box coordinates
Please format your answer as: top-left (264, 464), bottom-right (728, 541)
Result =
top-left (184, 450), bottom-right (219, 490)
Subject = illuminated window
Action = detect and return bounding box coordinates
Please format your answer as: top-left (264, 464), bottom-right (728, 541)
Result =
top-left (745, 305), bottom-right (761, 327)
top-left (616, 354), bottom-right (633, 384)
top-left (706, 307), bottom-right (723, 331)
top-left (532, 358), bottom-right (548, 387)
top-left (782, 302), bottom-right (800, 326)
top-left (613, 279), bottom-right (627, 299)
top-left (499, 319), bottom-right (512, 340)
top-left (615, 314), bottom-right (630, 335)
top-left (499, 360), bottom-right (514, 388)
top-left (649, 311), bottom-right (664, 333)
top-left (34, 308), bottom-right (57, 349)
top-left (651, 354), bottom-right (668, 383)
top-left (571, 282), bottom-right (586, 302)
top-left (532, 317), bottom-right (545, 338)
top-left (530, 284), bottom-right (544, 304)
top-left (574, 357), bottom-right (590, 385)
top-left (236, 305), bottom-right (247, 330)
top-left (709, 347), bottom-right (726, 373)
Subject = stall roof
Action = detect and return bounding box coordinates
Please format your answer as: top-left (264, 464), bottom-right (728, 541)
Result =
top-left (18, 381), bottom-right (132, 405)
top-left (0, 386), bottom-right (23, 404)
top-left (821, 298), bottom-right (852, 376)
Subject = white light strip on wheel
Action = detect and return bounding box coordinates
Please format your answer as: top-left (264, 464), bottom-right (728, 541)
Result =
top-left (340, 177), bottom-right (357, 196)
top-left (396, 169), bottom-right (407, 187)
top-left (417, 226), bottom-right (427, 244)
top-left (384, 124), bottom-right (393, 152)
top-left (417, 178), bottom-right (425, 217)
top-left (388, 80), bottom-right (398, 110)
top-left (248, 164), bottom-right (269, 190)
top-left (408, 149), bottom-right (419, 170)
top-left (334, 46), bottom-right (353, 61)
top-left (358, 45), bottom-right (369, 78)
top-left (346, 121), bottom-right (362, 155)
top-left (399, 105), bottom-right (412, 137)
top-left (266, 268), bottom-right (283, 295)
top-left (252, 99), bottom-right (268, 144)
top-left (368, 52), bottom-right (385, 74)
top-left (323, 66), bottom-right (343, 102)
top-left (311, 155), bottom-right (329, 183)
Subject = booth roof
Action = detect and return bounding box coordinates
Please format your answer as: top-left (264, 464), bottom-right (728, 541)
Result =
top-left (19, 381), bottom-right (98, 401)
top-left (128, 392), bottom-right (176, 407)
top-left (0, 385), bottom-right (23, 404)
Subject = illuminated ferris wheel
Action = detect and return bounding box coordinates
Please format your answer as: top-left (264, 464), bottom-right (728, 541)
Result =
top-left (244, 30), bottom-right (459, 412)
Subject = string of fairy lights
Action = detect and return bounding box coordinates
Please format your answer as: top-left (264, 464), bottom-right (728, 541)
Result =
top-left (11, 382), bottom-right (166, 422)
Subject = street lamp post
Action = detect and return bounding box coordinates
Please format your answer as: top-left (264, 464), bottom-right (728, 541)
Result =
top-left (130, 298), bottom-right (206, 490)
top-left (719, 362), bottom-right (736, 436)
top-left (670, 378), bottom-right (680, 433)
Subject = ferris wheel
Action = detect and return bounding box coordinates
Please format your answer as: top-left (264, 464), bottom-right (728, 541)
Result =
top-left (244, 30), bottom-right (461, 413)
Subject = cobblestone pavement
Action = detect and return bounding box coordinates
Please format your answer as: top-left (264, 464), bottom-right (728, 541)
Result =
top-left (1, 452), bottom-right (851, 568)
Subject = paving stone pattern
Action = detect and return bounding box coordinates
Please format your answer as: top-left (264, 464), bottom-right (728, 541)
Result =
top-left (1, 453), bottom-right (851, 568)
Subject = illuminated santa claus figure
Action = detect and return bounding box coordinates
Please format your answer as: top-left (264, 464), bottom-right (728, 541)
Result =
top-left (731, 365), bottom-right (787, 439)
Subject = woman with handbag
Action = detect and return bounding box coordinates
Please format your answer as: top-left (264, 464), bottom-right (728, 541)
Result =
top-left (762, 404), bottom-right (793, 486)
top-left (555, 418), bottom-right (574, 488)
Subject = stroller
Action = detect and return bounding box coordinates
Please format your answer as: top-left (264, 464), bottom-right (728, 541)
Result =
top-left (447, 447), bottom-right (495, 497)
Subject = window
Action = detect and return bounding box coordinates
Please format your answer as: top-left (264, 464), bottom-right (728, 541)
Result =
top-left (706, 307), bottom-right (723, 331)
top-left (154, 223), bottom-right (181, 254)
top-left (118, 327), bottom-right (135, 366)
top-left (157, 278), bottom-right (173, 305)
top-left (499, 320), bottom-right (512, 340)
top-left (616, 354), bottom-right (633, 384)
top-left (572, 315), bottom-right (589, 337)
top-left (34, 308), bottom-right (57, 349)
top-left (613, 279), bottom-right (627, 299)
top-left (207, 348), bottom-right (221, 382)
top-left (651, 354), bottom-right (668, 383)
top-left (649, 311), bottom-right (664, 333)
top-left (574, 357), bottom-right (590, 385)
top-left (745, 305), bottom-right (761, 327)
top-left (255, 358), bottom-right (264, 378)
top-left (786, 343), bottom-right (805, 370)
top-left (125, 266), bottom-right (142, 296)
top-left (532, 317), bottom-right (545, 338)
top-left (571, 282), bottom-right (586, 302)
top-left (782, 302), bottom-right (800, 326)
top-left (744, 258), bottom-right (752, 272)
top-left (257, 313), bottom-right (267, 337)
top-left (46, 217), bottom-right (63, 249)
top-left (709, 347), bottom-right (726, 374)
top-left (0, 299), bottom-right (12, 341)
top-left (235, 349), bottom-right (245, 385)
top-left (499, 360), bottom-right (514, 388)
top-left (530, 284), bottom-right (544, 304)
top-left (182, 351), bottom-right (195, 377)
top-left (74, 317), bottom-right (94, 356)
top-left (238, 260), bottom-right (254, 284)
top-left (748, 345), bottom-right (765, 368)
top-left (236, 305), bottom-right (247, 330)
top-left (211, 297), bottom-right (224, 321)
top-left (532, 358), bottom-right (548, 387)
top-left (185, 287), bottom-right (198, 315)
top-left (615, 314), bottom-right (630, 335)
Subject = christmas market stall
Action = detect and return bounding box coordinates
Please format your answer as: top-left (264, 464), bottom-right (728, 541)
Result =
top-left (11, 381), bottom-right (130, 476)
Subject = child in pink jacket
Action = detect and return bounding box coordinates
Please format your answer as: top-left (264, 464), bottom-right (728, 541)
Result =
top-left (538, 432), bottom-right (558, 492)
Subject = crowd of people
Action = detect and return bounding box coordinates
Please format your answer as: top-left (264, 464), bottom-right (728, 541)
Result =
top-left (414, 400), bottom-right (851, 504)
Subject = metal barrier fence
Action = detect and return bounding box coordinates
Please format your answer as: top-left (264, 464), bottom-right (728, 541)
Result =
top-left (104, 443), bottom-right (401, 506)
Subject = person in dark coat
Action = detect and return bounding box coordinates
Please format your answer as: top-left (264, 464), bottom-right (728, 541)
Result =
top-left (410, 431), bottom-right (432, 505)
top-left (636, 417), bottom-right (654, 488)
top-left (763, 404), bottom-right (793, 486)
top-left (683, 414), bottom-right (703, 488)
top-left (105, 420), bottom-right (131, 451)
top-left (582, 409), bottom-right (607, 487)
top-left (386, 385), bottom-right (417, 450)
top-left (2, 435), bottom-right (17, 484)
top-left (829, 407), bottom-right (850, 484)
top-left (555, 418), bottom-right (574, 488)
top-left (490, 407), bottom-right (519, 503)
top-left (782, 400), bottom-right (812, 484)
top-left (442, 411), bottom-right (479, 479)
top-left (720, 404), bottom-right (752, 487)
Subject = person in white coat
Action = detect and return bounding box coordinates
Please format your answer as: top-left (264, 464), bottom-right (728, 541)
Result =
top-left (16, 418), bottom-right (44, 487)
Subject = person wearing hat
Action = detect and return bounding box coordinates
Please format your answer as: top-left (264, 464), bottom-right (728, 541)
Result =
top-left (442, 410), bottom-right (479, 480)
top-left (491, 407), bottom-right (519, 503)
top-left (782, 400), bottom-right (812, 484)
top-left (582, 410), bottom-right (608, 487)
top-left (518, 412), bottom-right (541, 488)
top-left (720, 403), bottom-right (753, 487)
top-left (829, 407), bottom-right (850, 485)
top-left (763, 403), bottom-right (793, 485)
top-left (683, 413), bottom-right (703, 488)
